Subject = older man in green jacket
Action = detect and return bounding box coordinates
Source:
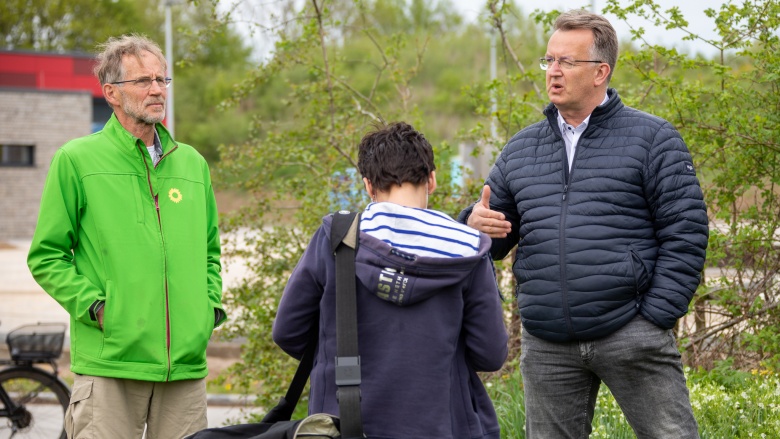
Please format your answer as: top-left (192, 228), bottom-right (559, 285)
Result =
top-left (27, 34), bottom-right (225, 438)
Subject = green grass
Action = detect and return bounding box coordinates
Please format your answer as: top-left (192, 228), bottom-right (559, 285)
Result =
top-left (487, 367), bottom-right (780, 439)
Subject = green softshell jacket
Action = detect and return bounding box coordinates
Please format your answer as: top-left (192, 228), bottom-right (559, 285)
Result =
top-left (27, 114), bottom-right (225, 382)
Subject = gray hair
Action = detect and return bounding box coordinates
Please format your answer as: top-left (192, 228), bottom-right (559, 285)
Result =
top-left (553, 10), bottom-right (618, 82)
top-left (93, 34), bottom-right (166, 86)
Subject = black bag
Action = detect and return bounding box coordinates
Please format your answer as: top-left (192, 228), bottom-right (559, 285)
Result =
top-left (184, 414), bottom-right (340, 439)
top-left (186, 211), bottom-right (363, 439)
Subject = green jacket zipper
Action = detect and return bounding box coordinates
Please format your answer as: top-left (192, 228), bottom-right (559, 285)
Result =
top-left (139, 142), bottom-right (178, 381)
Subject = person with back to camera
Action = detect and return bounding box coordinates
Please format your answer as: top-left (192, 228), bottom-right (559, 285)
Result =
top-left (27, 34), bottom-right (225, 438)
top-left (273, 122), bottom-right (509, 438)
top-left (458, 9), bottom-right (709, 439)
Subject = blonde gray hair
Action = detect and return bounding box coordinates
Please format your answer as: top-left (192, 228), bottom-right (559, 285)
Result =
top-left (553, 10), bottom-right (618, 82)
top-left (93, 34), bottom-right (166, 86)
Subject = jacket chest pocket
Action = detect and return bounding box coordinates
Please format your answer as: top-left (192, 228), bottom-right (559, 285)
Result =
top-left (83, 174), bottom-right (150, 232)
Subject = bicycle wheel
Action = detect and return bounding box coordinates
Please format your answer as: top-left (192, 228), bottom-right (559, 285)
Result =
top-left (0, 366), bottom-right (70, 439)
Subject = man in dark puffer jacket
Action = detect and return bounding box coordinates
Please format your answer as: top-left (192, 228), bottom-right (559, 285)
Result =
top-left (459, 9), bottom-right (708, 439)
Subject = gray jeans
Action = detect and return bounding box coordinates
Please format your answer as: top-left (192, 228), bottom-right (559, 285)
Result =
top-left (520, 315), bottom-right (699, 439)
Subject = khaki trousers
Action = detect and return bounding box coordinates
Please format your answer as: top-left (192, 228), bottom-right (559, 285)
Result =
top-left (65, 374), bottom-right (208, 439)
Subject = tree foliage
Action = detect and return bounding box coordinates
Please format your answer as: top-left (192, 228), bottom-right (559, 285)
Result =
top-left (172, 1), bottom-right (256, 162)
top-left (0, 0), bottom-right (141, 52)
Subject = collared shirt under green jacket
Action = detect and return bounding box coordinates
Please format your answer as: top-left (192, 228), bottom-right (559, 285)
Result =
top-left (27, 114), bottom-right (226, 382)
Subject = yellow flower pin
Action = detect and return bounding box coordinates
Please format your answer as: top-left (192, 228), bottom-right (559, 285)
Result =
top-left (168, 188), bottom-right (182, 203)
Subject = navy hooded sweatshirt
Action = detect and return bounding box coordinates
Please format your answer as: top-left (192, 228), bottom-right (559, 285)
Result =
top-left (273, 205), bottom-right (508, 439)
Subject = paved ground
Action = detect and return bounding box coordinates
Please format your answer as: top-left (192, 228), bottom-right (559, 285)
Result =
top-left (0, 238), bottom-right (259, 428)
top-left (0, 239), bottom-right (69, 334)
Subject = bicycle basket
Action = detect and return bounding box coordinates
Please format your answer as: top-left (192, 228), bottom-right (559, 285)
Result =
top-left (6, 323), bottom-right (66, 361)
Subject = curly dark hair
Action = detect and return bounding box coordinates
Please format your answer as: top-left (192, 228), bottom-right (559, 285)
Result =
top-left (357, 122), bottom-right (436, 193)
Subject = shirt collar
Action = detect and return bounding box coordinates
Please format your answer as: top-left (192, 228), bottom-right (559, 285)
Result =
top-left (152, 129), bottom-right (163, 157)
top-left (557, 93), bottom-right (610, 131)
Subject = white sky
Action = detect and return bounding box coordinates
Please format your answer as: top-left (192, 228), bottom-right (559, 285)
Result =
top-left (453, 0), bottom-right (724, 56)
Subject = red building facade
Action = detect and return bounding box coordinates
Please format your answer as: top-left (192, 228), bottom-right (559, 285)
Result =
top-left (0, 51), bottom-right (102, 97)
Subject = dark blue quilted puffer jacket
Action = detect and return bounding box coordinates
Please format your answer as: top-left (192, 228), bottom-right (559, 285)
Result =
top-left (460, 89), bottom-right (709, 342)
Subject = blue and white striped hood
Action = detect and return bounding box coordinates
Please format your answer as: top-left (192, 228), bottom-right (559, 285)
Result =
top-left (361, 202), bottom-right (480, 258)
top-left (323, 203), bottom-right (495, 308)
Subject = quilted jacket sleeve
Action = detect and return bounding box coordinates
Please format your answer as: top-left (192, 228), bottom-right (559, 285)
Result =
top-left (640, 122), bottom-right (709, 329)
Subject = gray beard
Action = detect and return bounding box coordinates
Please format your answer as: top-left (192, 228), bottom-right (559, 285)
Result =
top-left (140, 112), bottom-right (165, 124)
top-left (119, 91), bottom-right (165, 125)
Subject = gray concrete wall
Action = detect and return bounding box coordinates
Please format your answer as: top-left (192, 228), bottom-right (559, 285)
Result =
top-left (0, 89), bottom-right (91, 240)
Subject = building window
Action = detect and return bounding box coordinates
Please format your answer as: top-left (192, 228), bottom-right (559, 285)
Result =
top-left (0, 144), bottom-right (35, 167)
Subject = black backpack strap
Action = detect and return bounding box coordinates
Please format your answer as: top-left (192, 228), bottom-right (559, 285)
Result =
top-left (331, 210), bottom-right (364, 439)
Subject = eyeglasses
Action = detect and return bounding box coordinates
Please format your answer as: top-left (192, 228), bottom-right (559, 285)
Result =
top-left (539, 57), bottom-right (602, 70)
top-left (110, 76), bottom-right (172, 89)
